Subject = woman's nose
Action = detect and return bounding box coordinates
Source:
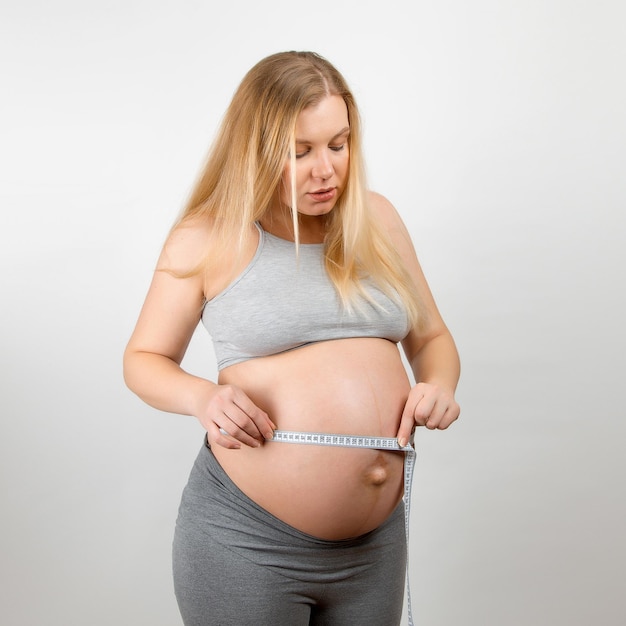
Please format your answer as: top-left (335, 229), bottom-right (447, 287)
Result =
top-left (312, 152), bottom-right (334, 180)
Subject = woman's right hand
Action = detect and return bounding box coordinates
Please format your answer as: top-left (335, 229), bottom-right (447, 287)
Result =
top-left (123, 220), bottom-right (276, 448)
top-left (197, 383), bottom-right (276, 449)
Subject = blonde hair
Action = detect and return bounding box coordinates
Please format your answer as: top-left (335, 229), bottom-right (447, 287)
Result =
top-left (174, 51), bottom-right (422, 327)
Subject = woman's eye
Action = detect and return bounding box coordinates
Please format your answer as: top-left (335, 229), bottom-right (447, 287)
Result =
top-left (294, 144), bottom-right (345, 158)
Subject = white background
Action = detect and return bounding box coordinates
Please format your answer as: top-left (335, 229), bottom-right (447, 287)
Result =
top-left (1, 1), bottom-right (624, 624)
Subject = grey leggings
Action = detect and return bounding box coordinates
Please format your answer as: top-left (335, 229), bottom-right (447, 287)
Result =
top-left (172, 441), bottom-right (407, 625)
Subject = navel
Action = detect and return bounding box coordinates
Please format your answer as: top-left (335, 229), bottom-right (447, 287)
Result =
top-left (363, 452), bottom-right (389, 486)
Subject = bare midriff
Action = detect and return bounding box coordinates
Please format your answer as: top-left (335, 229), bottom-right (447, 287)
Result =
top-left (213, 337), bottom-right (411, 540)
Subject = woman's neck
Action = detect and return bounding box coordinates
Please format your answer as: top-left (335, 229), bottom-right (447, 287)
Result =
top-left (259, 208), bottom-right (328, 244)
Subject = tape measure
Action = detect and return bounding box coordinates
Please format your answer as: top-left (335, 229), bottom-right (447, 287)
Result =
top-left (268, 429), bottom-right (417, 626)
top-left (269, 429), bottom-right (414, 451)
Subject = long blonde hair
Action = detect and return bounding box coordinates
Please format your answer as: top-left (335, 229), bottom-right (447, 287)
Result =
top-left (174, 51), bottom-right (422, 327)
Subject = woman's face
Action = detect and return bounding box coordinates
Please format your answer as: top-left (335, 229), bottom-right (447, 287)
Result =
top-left (278, 94), bottom-right (350, 218)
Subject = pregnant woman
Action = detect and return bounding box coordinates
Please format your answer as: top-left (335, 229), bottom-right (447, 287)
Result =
top-left (124, 51), bottom-right (460, 626)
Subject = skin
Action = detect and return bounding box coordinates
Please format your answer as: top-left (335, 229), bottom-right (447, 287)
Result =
top-left (260, 95), bottom-right (460, 443)
top-left (123, 94), bottom-right (460, 539)
top-left (267, 95), bottom-right (351, 239)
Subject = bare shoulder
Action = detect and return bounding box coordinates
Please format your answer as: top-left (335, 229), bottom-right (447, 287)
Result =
top-left (156, 216), bottom-right (216, 274)
top-left (159, 217), bottom-right (259, 300)
top-left (367, 190), bottom-right (396, 219)
top-left (367, 190), bottom-right (412, 242)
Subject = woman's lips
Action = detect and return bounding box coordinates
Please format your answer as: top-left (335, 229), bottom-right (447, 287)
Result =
top-left (308, 187), bottom-right (337, 202)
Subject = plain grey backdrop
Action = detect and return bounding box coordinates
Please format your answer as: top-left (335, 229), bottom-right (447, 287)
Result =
top-left (1, 1), bottom-right (624, 624)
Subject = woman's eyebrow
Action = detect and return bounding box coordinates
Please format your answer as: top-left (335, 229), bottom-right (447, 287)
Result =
top-left (295, 126), bottom-right (350, 144)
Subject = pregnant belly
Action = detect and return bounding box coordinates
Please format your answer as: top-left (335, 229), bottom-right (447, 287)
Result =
top-left (212, 338), bottom-right (412, 540)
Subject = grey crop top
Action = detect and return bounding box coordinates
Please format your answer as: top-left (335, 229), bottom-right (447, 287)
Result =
top-left (201, 223), bottom-right (410, 370)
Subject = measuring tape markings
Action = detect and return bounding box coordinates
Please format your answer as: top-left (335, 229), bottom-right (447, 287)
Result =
top-left (269, 429), bottom-right (416, 626)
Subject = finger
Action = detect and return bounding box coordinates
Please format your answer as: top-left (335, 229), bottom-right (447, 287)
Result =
top-left (428, 393), bottom-right (458, 429)
top-left (230, 393), bottom-right (275, 440)
top-left (398, 393), bottom-right (423, 447)
top-left (396, 411), bottom-right (417, 448)
top-left (434, 402), bottom-right (461, 430)
top-left (211, 386), bottom-right (271, 442)
top-left (236, 404), bottom-right (276, 440)
top-left (414, 393), bottom-right (437, 427)
top-left (219, 409), bottom-right (264, 447)
top-left (206, 422), bottom-right (241, 450)
top-left (224, 401), bottom-right (275, 443)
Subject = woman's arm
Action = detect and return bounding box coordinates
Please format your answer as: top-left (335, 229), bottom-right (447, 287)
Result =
top-left (369, 192), bottom-right (461, 445)
top-left (123, 222), bottom-right (275, 448)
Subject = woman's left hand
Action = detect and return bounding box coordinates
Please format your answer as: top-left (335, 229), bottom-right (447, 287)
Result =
top-left (397, 382), bottom-right (460, 447)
